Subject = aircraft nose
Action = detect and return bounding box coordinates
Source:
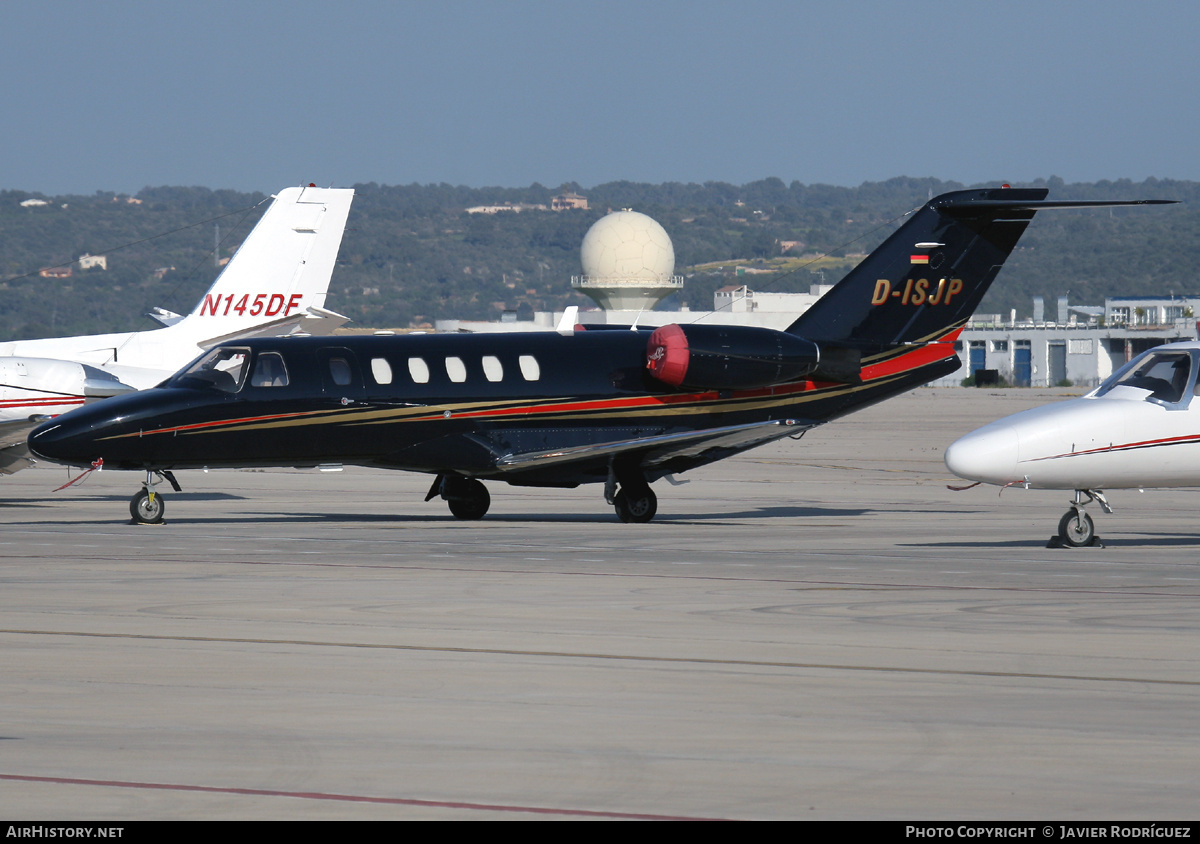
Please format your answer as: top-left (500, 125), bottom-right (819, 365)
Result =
top-left (944, 424), bottom-right (1021, 485)
top-left (28, 416), bottom-right (94, 467)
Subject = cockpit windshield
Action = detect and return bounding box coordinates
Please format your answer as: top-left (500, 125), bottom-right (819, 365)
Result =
top-left (170, 347), bottom-right (251, 393)
top-left (1095, 350), bottom-right (1194, 404)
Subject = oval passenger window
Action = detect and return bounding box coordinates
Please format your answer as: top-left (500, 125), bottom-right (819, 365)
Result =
top-left (408, 357), bottom-right (430, 384)
top-left (482, 356), bottom-right (503, 382)
top-left (371, 357), bottom-right (393, 385)
top-left (519, 355), bottom-right (540, 381)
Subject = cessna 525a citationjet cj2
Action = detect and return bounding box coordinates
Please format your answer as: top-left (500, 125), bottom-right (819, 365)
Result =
top-left (946, 341), bottom-right (1200, 547)
top-left (27, 188), bottom-right (1172, 524)
top-left (0, 185), bottom-right (354, 474)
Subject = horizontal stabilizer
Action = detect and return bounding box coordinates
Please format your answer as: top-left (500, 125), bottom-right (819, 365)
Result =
top-left (147, 307), bottom-right (185, 328)
top-left (196, 306), bottom-right (350, 348)
top-left (939, 198), bottom-right (1176, 214)
top-left (297, 306), bottom-right (352, 335)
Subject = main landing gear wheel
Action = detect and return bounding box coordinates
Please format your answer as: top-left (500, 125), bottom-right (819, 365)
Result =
top-left (130, 489), bottom-right (165, 524)
top-left (447, 479), bottom-right (490, 520)
top-left (614, 488), bottom-right (657, 523)
top-left (1058, 509), bottom-right (1095, 547)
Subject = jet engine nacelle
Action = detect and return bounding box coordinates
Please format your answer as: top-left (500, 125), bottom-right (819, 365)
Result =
top-left (0, 356), bottom-right (136, 403)
top-left (646, 323), bottom-right (821, 390)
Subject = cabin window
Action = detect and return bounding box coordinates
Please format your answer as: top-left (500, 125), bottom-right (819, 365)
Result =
top-left (445, 356), bottom-right (467, 383)
top-left (482, 355), bottom-right (503, 382)
top-left (370, 357), bottom-right (393, 385)
top-left (250, 352), bottom-right (289, 387)
top-left (408, 357), bottom-right (430, 384)
top-left (519, 355), bottom-right (540, 381)
top-left (328, 357), bottom-right (352, 387)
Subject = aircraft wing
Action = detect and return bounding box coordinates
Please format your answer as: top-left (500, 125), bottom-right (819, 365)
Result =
top-left (0, 417), bottom-right (43, 475)
top-left (493, 419), bottom-right (817, 473)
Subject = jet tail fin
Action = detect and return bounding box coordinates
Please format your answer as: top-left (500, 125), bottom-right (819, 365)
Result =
top-left (787, 188), bottom-right (1173, 349)
top-left (176, 185), bottom-right (354, 337)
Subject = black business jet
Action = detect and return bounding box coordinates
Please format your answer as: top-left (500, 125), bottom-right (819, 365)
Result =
top-left (28, 188), bottom-right (1172, 523)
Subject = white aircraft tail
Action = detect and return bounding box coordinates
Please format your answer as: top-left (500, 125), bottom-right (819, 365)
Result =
top-left (176, 185), bottom-right (354, 345)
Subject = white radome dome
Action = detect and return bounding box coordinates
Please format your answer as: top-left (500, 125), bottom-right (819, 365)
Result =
top-left (580, 211), bottom-right (675, 281)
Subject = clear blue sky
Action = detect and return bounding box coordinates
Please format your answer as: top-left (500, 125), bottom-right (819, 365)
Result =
top-left (3, 0), bottom-right (1196, 195)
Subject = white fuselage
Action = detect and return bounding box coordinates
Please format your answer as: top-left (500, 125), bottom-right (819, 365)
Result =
top-left (945, 341), bottom-right (1200, 490)
top-left (3, 328), bottom-right (210, 383)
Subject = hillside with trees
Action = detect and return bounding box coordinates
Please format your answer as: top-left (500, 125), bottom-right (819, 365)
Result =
top-left (0, 176), bottom-right (1195, 340)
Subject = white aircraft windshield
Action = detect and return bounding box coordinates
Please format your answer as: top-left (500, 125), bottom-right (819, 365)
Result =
top-left (1095, 350), bottom-right (1194, 404)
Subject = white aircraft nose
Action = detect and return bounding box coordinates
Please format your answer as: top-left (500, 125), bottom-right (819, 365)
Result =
top-left (944, 424), bottom-right (1021, 485)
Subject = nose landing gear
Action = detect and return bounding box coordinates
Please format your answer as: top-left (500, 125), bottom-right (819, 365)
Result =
top-left (129, 470), bottom-right (181, 524)
top-left (1052, 489), bottom-right (1111, 547)
top-left (130, 488), bottom-right (165, 523)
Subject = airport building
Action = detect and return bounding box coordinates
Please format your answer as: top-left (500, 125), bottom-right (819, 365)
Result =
top-left (927, 294), bottom-right (1200, 388)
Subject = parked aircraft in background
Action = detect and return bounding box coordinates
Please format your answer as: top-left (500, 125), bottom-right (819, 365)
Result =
top-left (0, 185), bottom-right (354, 474)
top-left (946, 341), bottom-right (1200, 546)
top-left (27, 188), bottom-right (1172, 523)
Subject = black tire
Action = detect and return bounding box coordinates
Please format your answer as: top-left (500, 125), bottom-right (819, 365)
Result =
top-left (1058, 509), bottom-right (1094, 547)
top-left (614, 488), bottom-right (657, 523)
top-left (130, 489), bottom-right (165, 524)
top-left (447, 479), bottom-right (490, 520)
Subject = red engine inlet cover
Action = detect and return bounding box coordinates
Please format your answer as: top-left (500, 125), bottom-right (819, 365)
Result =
top-left (646, 323), bottom-right (690, 387)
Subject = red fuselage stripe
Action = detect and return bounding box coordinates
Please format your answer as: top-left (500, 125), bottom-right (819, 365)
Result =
top-left (0, 398), bottom-right (85, 409)
top-left (1029, 432), bottom-right (1200, 462)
